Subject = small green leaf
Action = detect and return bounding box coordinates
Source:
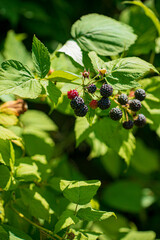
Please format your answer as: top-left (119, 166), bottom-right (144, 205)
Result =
top-left (20, 187), bottom-right (51, 221)
top-left (77, 207), bottom-right (116, 222)
top-left (71, 14), bottom-right (137, 56)
top-left (58, 40), bottom-right (83, 66)
top-left (60, 180), bottom-right (101, 205)
top-left (0, 60), bottom-right (42, 98)
top-left (44, 80), bottom-right (62, 104)
top-left (88, 52), bottom-right (105, 71)
top-left (0, 126), bottom-right (20, 140)
top-left (54, 210), bottom-right (79, 234)
top-left (0, 165), bottom-right (11, 190)
top-left (47, 70), bottom-right (79, 83)
top-left (15, 162), bottom-right (41, 182)
top-left (32, 35), bottom-right (50, 78)
top-left (2, 224), bottom-right (32, 240)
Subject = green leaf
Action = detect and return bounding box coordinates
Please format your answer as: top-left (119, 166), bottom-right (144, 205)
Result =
top-left (0, 126), bottom-right (20, 140)
top-left (58, 40), bottom-right (83, 66)
top-left (78, 230), bottom-right (102, 240)
top-left (15, 162), bottom-right (41, 182)
top-left (20, 110), bottom-right (57, 131)
top-left (4, 30), bottom-right (32, 67)
top-left (60, 180), bottom-right (101, 205)
top-left (0, 113), bottom-right (18, 126)
top-left (104, 56), bottom-right (158, 90)
top-left (0, 60), bottom-right (42, 98)
top-left (2, 224), bottom-right (32, 240)
top-left (54, 210), bottom-right (79, 233)
top-left (77, 207), bottom-right (115, 222)
top-left (88, 52), bottom-right (105, 71)
top-left (0, 139), bottom-right (15, 168)
top-left (32, 35), bottom-right (50, 78)
top-left (94, 118), bottom-right (136, 165)
top-left (75, 117), bottom-right (95, 147)
top-left (102, 181), bottom-right (142, 213)
top-left (43, 80), bottom-right (62, 105)
top-left (20, 187), bottom-right (51, 221)
top-left (0, 226), bottom-right (8, 240)
top-left (123, 1), bottom-right (160, 36)
top-left (71, 14), bottom-right (137, 56)
top-left (0, 165), bottom-right (11, 190)
top-left (47, 70), bottom-right (79, 83)
top-left (120, 229), bottom-right (156, 240)
top-left (22, 128), bottom-right (55, 160)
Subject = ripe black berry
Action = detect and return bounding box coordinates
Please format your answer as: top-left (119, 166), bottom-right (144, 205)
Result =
top-left (109, 108), bottom-right (122, 121)
top-left (134, 89), bottom-right (146, 101)
top-left (87, 84), bottom-right (96, 94)
top-left (122, 120), bottom-right (134, 129)
top-left (70, 96), bottom-right (84, 110)
top-left (100, 84), bottom-right (113, 97)
top-left (134, 114), bottom-right (146, 127)
top-left (118, 94), bottom-right (128, 105)
top-left (98, 97), bottom-right (111, 110)
top-left (129, 99), bottom-right (141, 112)
top-left (74, 105), bottom-right (88, 117)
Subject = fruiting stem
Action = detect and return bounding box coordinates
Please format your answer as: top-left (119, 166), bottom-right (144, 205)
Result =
top-left (10, 204), bottom-right (61, 240)
top-left (125, 110), bottom-right (129, 121)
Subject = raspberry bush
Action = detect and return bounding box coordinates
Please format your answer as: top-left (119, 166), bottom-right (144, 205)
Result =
top-left (0, 1), bottom-right (160, 240)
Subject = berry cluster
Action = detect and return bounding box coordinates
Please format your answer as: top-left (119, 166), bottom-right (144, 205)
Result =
top-left (67, 70), bottom-right (147, 129)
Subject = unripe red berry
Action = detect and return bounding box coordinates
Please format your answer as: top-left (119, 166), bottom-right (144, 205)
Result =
top-left (82, 70), bottom-right (90, 79)
top-left (89, 100), bottom-right (98, 109)
top-left (67, 89), bottom-right (79, 100)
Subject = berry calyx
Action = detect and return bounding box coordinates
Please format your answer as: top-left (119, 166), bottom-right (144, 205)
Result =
top-left (70, 96), bottom-right (84, 110)
top-left (129, 99), bottom-right (141, 112)
top-left (89, 100), bottom-right (98, 109)
top-left (87, 84), bottom-right (97, 94)
top-left (100, 84), bottom-right (113, 97)
top-left (67, 89), bottom-right (79, 100)
top-left (134, 114), bottom-right (146, 127)
top-left (74, 105), bottom-right (88, 117)
top-left (98, 97), bottom-right (111, 110)
top-left (134, 89), bottom-right (146, 101)
top-left (118, 94), bottom-right (128, 105)
top-left (122, 120), bottom-right (134, 129)
top-left (82, 70), bottom-right (90, 79)
top-left (98, 68), bottom-right (107, 76)
top-left (109, 108), bottom-right (122, 121)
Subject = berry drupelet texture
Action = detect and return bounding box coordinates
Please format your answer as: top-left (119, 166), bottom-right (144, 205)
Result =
top-left (67, 89), bottom-right (79, 100)
top-left (100, 84), bottom-right (113, 97)
top-left (70, 96), bottom-right (84, 110)
top-left (118, 94), bottom-right (128, 105)
top-left (129, 99), bottom-right (141, 112)
top-left (74, 105), bottom-right (88, 117)
top-left (87, 84), bottom-right (97, 94)
top-left (98, 97), bottom-right (111, 110)
top-left (123, 120), bottom-right (134, 129)
top-left (89, 100), bottom-right (98, 109)
top-left (134, 114), bottom-right (146, 127)
top-left (109, 108), bottom-right (122, 121)
top-left (134, 89), bottom-right (146, 101)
